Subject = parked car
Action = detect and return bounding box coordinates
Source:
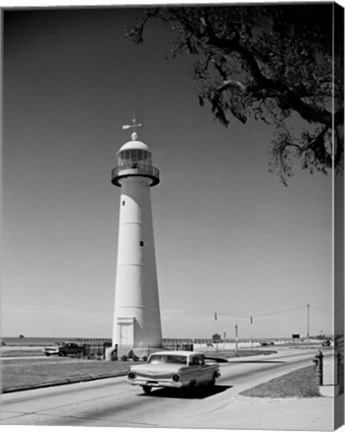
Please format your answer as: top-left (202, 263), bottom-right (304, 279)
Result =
top-left (322, 339), bottom-right (331, 347)
top-left (43, 342), bottom-right (83, 357)
top-left (43, 343), bottom-right (61, 356)
top-left (260, 341), bottom-right (275, 346)
top-left (127, 350), bottom-right (221, 394)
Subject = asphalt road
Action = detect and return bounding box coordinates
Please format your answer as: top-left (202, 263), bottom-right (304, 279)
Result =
top-left (0, 348), bottom-right (327, 428)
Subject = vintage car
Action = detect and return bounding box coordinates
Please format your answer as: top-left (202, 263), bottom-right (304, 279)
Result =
top-left (43, 342), bottom-right (83, 357)
top-left (127, 350), bottom-right (221, 394)
top-left (43, 343), bottom-right (61, 356)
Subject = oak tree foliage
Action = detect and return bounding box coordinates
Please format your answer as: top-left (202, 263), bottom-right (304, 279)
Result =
top-left (126, 4), bottom-right (344, 185)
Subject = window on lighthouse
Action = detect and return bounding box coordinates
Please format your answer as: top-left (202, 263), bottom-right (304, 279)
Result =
top-left (118, 149), bottom-right (152, 169)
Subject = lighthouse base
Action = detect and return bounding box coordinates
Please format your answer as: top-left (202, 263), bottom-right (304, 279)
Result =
top-left (115, 344), bottom-right (163, 360)
top-left (113, 316), bottom-right (162, 358)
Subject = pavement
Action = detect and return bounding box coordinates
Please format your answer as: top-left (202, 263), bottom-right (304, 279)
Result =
top-left (1, 346), bottom-right (344, 431)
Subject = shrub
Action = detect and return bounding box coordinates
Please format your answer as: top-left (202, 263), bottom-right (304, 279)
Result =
top-left (110, 351), bottom-right (118, 361)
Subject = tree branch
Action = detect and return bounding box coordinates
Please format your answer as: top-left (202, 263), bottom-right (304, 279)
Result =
top-left (201, 31), bottom-right (333, 127)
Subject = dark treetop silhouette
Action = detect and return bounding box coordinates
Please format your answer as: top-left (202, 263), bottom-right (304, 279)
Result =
top-left (126, 4), bottom-right (344, 185)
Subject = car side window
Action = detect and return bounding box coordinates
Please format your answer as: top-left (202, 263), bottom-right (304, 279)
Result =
top-left (190, 355), bottom-right (204, 366)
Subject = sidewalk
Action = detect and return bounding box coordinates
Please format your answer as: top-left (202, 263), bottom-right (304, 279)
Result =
top-left (171, 394), bottom-right (340, 431)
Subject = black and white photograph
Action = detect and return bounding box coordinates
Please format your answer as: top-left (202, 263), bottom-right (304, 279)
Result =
top-left (1, 1), bottom-right (344, 430)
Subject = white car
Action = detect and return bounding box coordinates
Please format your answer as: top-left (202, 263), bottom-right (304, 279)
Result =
top-left (43, 343), bottom-right (61, 356)
top-left (127, 350), bottom-right (221, 394)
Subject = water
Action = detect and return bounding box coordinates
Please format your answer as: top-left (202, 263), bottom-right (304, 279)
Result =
top-left (1, 337), bottom-right (112, 346)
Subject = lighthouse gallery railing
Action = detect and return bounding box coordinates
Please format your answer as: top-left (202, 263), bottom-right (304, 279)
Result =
top-left (111, 164), bottom-right (160, 186)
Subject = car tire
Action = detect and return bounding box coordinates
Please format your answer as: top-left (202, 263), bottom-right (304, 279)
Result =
top-left (45, 353), bottom-right (50, 357)
top-left (208, 375), bottom-right (216, 387)
top-left (142, 386), bottom-right (152, 395)
top-left (188, 380), bottom-right (196, 394)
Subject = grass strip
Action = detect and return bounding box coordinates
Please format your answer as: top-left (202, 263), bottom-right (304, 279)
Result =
top-left (1, 349), bottom-right (43, 357)
top-left (1, 358), bottom-right (131, 393)
top-left (240, 365), bottom-right (320, 398)
top-left (206, 349), bottom-right (277, 358)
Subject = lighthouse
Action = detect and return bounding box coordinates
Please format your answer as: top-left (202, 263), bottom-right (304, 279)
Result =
top-left (111, 121), bottom-right (162, 353)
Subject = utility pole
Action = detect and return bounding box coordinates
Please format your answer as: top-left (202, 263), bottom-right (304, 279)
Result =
top-left (235, 322), bottom-right (239, 354)
top-left (250, 316), bottom-right (253, 350)
top-left (307, 304), bottom-right (310, 348)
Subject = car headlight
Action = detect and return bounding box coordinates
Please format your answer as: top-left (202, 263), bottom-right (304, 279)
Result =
top-left (172, 374), bottom-right (180, 382)
top-left (128, 372), bottom-right (136, 380)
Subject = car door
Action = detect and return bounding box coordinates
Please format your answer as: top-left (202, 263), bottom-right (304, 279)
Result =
top-left (187, 355), bottom-right (205, 384)
top-left (195, 354), bottom-right (213, 384)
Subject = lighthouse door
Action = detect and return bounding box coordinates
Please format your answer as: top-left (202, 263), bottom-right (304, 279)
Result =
top-left (117, 318), bottom-right (134, 346)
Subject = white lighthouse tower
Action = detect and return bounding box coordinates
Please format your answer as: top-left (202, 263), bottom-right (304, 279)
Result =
top-left (111, 121), bottom-right (162, 353)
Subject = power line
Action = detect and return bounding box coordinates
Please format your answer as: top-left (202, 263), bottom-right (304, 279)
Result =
top-left (160, 292), bottom-right (215, 314)
top-left (248, 305), bottom-right (306, 319)
top-left (161, 291), bottom-right (309, 321)
top-left (161, 292), bottom-right (248, 317)
top-left (310, 306), bottom-right (333, 315)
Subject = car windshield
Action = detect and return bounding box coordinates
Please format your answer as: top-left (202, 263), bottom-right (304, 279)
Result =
top-left (148, 354), bottom-right (187, 365)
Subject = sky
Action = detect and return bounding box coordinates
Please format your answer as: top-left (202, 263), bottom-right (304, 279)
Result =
top-left (1, 3), bottom-right (338, 341)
